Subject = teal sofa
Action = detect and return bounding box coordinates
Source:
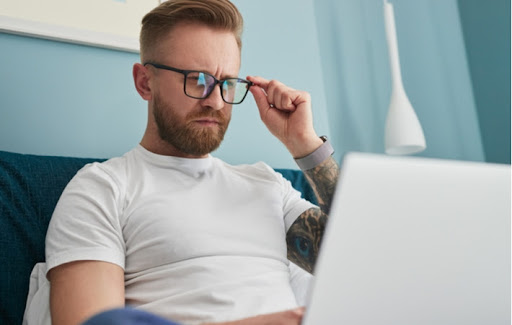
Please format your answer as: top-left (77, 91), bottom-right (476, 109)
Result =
top-left (0, 150), bottom-right (316, 325)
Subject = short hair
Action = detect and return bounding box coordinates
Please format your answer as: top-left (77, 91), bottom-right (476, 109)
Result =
top-left (139, 0), bottom-right (243, 62)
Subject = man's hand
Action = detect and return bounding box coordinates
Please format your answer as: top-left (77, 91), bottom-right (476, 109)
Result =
top-left (247, 76), bottom-right (323, 159)
top-left (204, 307), bottom-right (305, 325)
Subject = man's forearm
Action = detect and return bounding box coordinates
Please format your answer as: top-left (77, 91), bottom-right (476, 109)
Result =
top-left (303, 156), bottom-right (339, 214)
top-left (285, 156), bottom-right (339, 273)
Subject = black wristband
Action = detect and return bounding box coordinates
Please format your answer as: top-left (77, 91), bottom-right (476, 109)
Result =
top-left (294, 136), bottom-right (334, 171)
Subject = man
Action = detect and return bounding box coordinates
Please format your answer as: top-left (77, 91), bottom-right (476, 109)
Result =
top-left (45, 0), bottom-right (339, 324)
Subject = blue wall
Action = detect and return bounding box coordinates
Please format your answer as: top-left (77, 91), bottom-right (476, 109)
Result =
top-left (313, 0), bottom-right (487, 163)
top-left (0, 0), bottom-right (509, 166)
top-left (0, 33), bottom-right (145, 159)
top-left (0, 0), bottom-right (329, 169)
top-left (213, 0), bottom-right (330, 168)
top-left (457, 0), bottom-right (511, 164)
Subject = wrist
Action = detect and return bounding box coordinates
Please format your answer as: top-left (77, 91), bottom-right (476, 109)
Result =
top-left (287, 135), bottom-right (323, 159)
top-left (294, 136), bottom-right (334, 170)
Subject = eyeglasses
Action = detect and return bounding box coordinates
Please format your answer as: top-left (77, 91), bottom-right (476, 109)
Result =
top-left (144, 62), bottom-right (253, 105)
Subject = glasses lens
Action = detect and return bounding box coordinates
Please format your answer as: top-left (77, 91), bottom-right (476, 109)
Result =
top-left (222, 79), bottom-right (250, 104)
top-left (184, 72), bottom-right (215, 98)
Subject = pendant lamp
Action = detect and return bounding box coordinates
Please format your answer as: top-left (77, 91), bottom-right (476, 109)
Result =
top-left (383, 0), bottom-right (426, 155)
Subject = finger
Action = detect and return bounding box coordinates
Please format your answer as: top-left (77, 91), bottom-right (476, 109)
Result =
top-left (269, 80), bottom-right (298, 111)
top-left (247, 76), bottom-right (270, 91)
top-left (248, 77), bottom-right (297, 111)
top-left (293, 307), bottom-right (306, 316)
top-left (249, 84), bottom-right (271, 117)
top-left (279, 90), bottom-right (298, 111)
top-left (263, 81), bottom-right (276, 108)
top-left (266, 80), bottom-right (285, 110)
top-left (265, 80), bottom-right (279, 106)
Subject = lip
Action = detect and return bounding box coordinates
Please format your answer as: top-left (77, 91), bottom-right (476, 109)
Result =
top-left (194, 118), bottom-right (220, 126)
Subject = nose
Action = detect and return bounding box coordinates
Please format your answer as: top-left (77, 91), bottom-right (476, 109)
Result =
top-left (200, 83), bottom-right (226, 111)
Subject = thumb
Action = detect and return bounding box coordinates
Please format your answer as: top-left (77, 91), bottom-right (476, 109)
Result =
top-left (249, 84), bottom-right (271, 117)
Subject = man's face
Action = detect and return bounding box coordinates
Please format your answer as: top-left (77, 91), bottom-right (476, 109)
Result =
top-left (148, 23), bottom-right (241, 157)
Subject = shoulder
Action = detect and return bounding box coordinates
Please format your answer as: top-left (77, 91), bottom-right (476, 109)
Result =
top-left (75, 157), bottom-right (124, 186)
top-left (68, 148), bottom-right (140, 196)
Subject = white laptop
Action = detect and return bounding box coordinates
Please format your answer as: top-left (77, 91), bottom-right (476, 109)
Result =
top-left (302, 152), bottom-right (511, 325)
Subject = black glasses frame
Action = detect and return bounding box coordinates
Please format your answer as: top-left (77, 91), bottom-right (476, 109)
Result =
top-left (144, 62), bottom-right (253, 104)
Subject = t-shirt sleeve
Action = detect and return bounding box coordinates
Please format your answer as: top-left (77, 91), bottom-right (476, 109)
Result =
top-left (45, 163), bottom-right (126, 277)
top-left (271, 168), bottom-right (317, 232)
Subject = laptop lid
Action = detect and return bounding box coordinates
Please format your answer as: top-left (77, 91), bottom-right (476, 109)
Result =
top-left (303, 153), bottom-right (511, 325)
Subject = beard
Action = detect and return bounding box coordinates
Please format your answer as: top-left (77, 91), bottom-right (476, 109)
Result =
top-left (152, 93), bottom-right (230, 156)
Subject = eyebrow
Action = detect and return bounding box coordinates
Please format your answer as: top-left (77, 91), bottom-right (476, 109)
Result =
top-left (183, 65), bottom-right (239, 80)
top-left (147, 62), bottom-right (241, 80)
top-left (202, 70), bottom-right (239, 80)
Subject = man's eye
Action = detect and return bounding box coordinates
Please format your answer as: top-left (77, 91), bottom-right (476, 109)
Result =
top-left (187, 76), bottom-right (200, 82)
top-left (188, 73), bottom-right (207, 84)
top-left (224, 80), bottom-right (236, 88)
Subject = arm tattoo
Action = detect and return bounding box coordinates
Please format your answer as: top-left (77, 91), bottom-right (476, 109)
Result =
top-left (303, 156), bottom-right (339, 214)
top-left (286, 207), bottom-right (326, 273)
top-left (287, 156), bottom-right (339, 273)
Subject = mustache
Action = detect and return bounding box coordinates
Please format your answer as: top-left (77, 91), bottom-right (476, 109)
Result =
top-left (186, 110), bottom-right (228, 123)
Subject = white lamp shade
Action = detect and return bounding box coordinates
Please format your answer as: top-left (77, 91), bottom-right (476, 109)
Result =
top-left (383, 0), bottom-right (426, 155)
top-left (385, 86), bottom-right (426, 155)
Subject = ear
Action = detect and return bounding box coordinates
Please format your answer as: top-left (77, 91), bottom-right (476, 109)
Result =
top-left (133, 63), bottom-right (152, 101)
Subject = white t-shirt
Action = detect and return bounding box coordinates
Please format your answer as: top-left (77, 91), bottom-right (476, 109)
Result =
top-left (45, 145), bottom-right (315, 324)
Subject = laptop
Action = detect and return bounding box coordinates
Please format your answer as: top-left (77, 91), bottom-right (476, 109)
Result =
top-left (302, 152), bottom-right (511, 325)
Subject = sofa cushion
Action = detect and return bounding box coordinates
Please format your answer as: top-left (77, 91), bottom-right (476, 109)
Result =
top-left (0, 150), bottom-right (315, 325)
top-left (0, 151), bottom-right (104, 325)
top-left (275, 168), bottom-right (317, 205)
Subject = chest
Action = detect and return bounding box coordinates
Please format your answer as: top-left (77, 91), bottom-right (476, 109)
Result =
top-left (120, 170), bottom-right (289, 273)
